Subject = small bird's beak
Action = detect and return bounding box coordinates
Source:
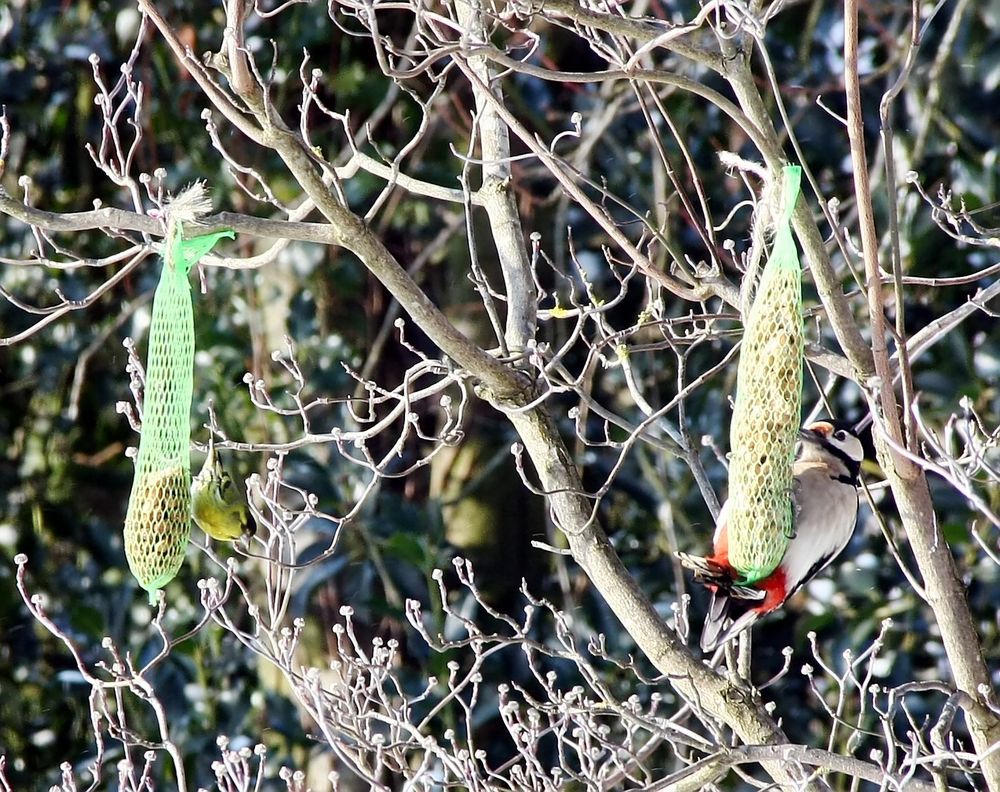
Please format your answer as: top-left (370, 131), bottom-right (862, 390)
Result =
top-left (199, 437), bottom-right (219, 478)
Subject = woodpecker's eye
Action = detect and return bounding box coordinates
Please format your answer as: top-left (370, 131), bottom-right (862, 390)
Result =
top-left (834, 430), bottom-right (847, 440)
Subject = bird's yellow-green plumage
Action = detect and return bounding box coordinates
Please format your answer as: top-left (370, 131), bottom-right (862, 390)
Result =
top-left (190, 442), bottom-right (256, 542)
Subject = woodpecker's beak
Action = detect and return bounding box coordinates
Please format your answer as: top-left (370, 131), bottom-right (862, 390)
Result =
top-left (799, 420), bottom-right (833, 442)
top-left (798, 421), bottom-right (839, 455)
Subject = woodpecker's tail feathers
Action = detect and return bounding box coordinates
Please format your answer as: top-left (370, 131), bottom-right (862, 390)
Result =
top-left (700, 590), bottom-right (730, 652)
top-left (703, 608), bottom-right (762, 653)
top-left (701, 586), bottom-right (766, 654)
top-left (701, 592), bottom-right (763, 653)
top-left (677, 552), bottom-right (767, 652)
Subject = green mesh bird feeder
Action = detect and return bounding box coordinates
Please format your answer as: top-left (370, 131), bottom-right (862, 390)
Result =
top-left (726, 165), bottom-right (804, 584)
top-left (123, 186), bottom-right (233, 603)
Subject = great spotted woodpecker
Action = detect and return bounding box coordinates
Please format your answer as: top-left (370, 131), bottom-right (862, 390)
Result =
top-left (678, 421), bottom-right (864, 652)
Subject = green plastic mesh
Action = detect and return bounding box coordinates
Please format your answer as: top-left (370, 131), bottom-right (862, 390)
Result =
top-left (124, 218), bottom-right (233, 603)
top-left (726, 165), bottom-right (804, 584)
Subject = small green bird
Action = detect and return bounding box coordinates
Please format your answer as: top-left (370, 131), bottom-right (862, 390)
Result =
top-left (190, 440), bottom-right (256, 542)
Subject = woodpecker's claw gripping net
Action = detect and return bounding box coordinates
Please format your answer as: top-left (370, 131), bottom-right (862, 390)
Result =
top-left (123, 185), bottom-right (233, 603)
top-left (726, 165), bottom-right (804, 584)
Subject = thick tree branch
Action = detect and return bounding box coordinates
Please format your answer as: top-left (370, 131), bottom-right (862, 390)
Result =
top-left (0, 188), bottom-right (342, 248)
top-left (541, 0), bottom-right (724, 71)
top-left (845, 4), bottom-right (1000, 788)
top-left (844, 0), bottom-right (905, 454)
top-left (649, 743), bottom-right (962, 792)
top-left (503, 406), bottom-right (828, 791)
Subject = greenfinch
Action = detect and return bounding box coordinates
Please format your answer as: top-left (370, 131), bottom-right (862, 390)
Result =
top-left (190, 440), bottom-right (256, 542)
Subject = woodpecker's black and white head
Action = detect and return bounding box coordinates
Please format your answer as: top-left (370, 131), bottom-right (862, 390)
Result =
top-left (797, 420), bottom-right (864, 486)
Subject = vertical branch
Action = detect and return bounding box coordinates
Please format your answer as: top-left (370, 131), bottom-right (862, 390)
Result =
top-left (844, 0), bottom-right (905, 460)
top-left (845, 4), bottom-right (1000, 786)
top-left (878, 2), bottom-right (921, 452)
top-left (455, 0), bottom-right (537, 354)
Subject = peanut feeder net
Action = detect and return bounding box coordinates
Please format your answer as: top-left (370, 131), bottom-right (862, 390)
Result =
top-left (725, 165), bottom-right (804, 584)
top-left (123, 196), bottom-right (233, 603)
